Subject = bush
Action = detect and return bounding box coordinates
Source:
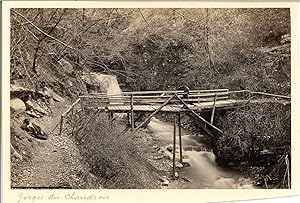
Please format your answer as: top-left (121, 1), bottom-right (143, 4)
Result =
top-left (72, 110), bottom-right (161, 189)
top-left (214, 101), bottom-right (290, 165)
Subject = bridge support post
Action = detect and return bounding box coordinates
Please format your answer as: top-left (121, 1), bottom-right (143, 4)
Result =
top-left (178, 113), bottom-right (183, 163)
top-left (172, 115), bottom-right (177, 180)
top-left (108, 111), bottom-right (114, 128)
top-left (127, 112), bottom-right (130, 126)
top-left (80, 97), bottom-right (85, 113)
top-left (130, 94), bottom-right (134, 130)
top-left (210, 94), bottom-right (217, 124)
top-left (59, 115), bottom-right (64, 135)
top-left (71, 107), bottom-right (75, 136)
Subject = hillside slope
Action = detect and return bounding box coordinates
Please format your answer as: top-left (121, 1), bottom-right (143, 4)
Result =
top-left (10, 8), bottom-right (291, 189)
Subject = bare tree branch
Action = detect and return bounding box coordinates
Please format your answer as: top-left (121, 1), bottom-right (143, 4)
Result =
top-left (171, 8), bottom-right (198, 23)
top-left (138, 9), bottom-right (153, 28)
top-left (12, 10), bottom-right (75, 50)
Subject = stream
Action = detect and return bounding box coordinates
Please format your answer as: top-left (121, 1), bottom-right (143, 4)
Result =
top-left (147, 117), bottom-right (255, 189)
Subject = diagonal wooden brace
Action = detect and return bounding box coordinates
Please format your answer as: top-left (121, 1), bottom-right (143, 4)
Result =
top-left (134, 94), bottom-right (176, 131)
top-left (174, 94), bottom-right (223, 135)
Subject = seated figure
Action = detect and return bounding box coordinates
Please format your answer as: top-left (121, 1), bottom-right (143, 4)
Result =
top-left (179, 85), bottom-right (190, 100)
top-left (21, 118), bottom-right (48, 140)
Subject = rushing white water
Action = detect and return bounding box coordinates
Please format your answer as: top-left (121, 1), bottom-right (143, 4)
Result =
top-left (148, 117), bottom-right (255, 189)
top-left (81, 73), bottom-right (122, 95)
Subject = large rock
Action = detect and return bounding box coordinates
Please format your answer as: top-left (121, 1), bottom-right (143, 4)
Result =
top-left (166, 146), bottom-right (173, 152)
top-left (25, 100), bottom-right (34, 110)
top-left (10, 84), bottom-right (30, 93)
top-left (10, 84), bottom-right (33, 99)
top-left (175, 162), bottom-right (183, 169)
top-left (280, 34), bottom-right (291, 44)
top-left (182, 161), bottom-right (191, 167)
top-left (11, 84), bottom-right (46, 100)
top-left (159, 176), bottom-right (169, 186)
top-left (21, 119), bottom-right (48, 140)
top-left (25, 100), bottom-right (48, 115)
top-left (10, 99), bottom-right (26, 115)
top-left (43, 87), bottom-right (65, 102)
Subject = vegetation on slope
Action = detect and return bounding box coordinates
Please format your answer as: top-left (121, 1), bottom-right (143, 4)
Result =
top-left (11, 8), bottom-right (290, 95)
top-left (10, 8), bottom-right (291, 188)
top-left (214, 101), bottom-right (291, 188)
top-left (70, 110), bottom-right (175, 189)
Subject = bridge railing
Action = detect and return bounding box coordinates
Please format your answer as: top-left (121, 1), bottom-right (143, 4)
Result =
top-left (228, 90), bottom-right (291, 100)
top-left (59, 98), bottom-right (81, 135)
top-left (80, 89), bottom-right (229, 109)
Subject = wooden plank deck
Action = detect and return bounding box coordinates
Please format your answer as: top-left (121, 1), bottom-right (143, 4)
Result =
top-left (97, 99), bottom-right (244, 113)
top-left (80, 89), bottom-right (248, 113)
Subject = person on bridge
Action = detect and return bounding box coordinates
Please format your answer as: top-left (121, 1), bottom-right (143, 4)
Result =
top-left (179, 85), bottom-right (190, 101)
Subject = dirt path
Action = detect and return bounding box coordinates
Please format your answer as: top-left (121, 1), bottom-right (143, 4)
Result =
top-left (11, 99), bottom-right (181, 189)
top-left (11, 100), bottom-right (88, 188)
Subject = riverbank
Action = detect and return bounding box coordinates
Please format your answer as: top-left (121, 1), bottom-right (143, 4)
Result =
top-left (11, 98), bottom-right (290, 189)
top-left (214, 100), bottom-right (291, 189)
top-left (71, 111), bottom-right (190, 189)
top-left (147, 117), bottom-right (255, 189)
top-left (151, 100), bottom-right (291, 189)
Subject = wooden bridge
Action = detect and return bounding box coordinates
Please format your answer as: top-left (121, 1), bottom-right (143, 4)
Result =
top-left (74, 88), bottom-right (290, 135)
top-left (60, 88), bottom-right (290, 179)
top-left (79, 89), bottom-right (241, 135)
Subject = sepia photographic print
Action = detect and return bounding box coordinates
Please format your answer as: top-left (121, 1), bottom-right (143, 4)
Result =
top-left (2, 1), bottom-right (299, 203)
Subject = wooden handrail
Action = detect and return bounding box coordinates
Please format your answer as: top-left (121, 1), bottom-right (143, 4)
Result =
top-left (229, 90), bottom-right (291, 99)
top-left (88, 88), bottom-right (229, 96)
top-left (62, 99), bottom-right (80, 117)
top-left (80, 92), bottom-right (228, 99)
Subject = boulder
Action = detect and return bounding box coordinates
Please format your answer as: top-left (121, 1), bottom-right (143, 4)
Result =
top-left (11, 144), bottom-right (23, 161)
top-left (159, 176), bottom-right (169, 186)
top-left (182, 161), bottom-right (191, 167)
top-left (43, 87), bottom-right (65, 102)
top-left (25, 100), bottom-right (34, 110)
top-left (166, 146), bottom-right (173, 152)
top-left (182, 176), bottom-right (190, 182)
top-left (10, 84), bottom-right (34, 100)
top-left (10, 84), bottom-right (28, 92)
top-left (26, 110), bottom-right (41, 118)
top-left (10, 99), bottom-right (26, 116)
top-left (175, 162), bottom-right (183, 169)
top-left (25, 100), bottom-right (48, 116)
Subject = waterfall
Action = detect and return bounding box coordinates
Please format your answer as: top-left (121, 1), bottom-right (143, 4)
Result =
top-left (81, 73), bottom-right (122, 95)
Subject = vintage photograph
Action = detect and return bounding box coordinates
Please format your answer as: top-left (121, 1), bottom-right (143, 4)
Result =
top-left (10, 8), bottom-right (291, 190)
